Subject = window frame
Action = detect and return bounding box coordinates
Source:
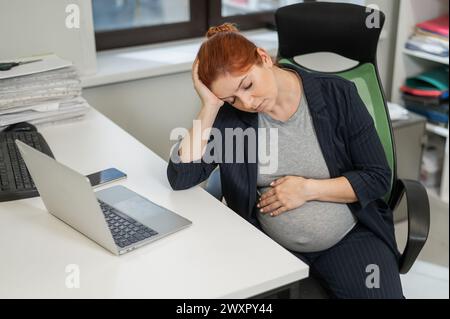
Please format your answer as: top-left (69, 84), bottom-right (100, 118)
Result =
top-left (94, 0), bottom-right (208, 51)
top-left (209, 0), bottom-right (316, 31)
top-left (94, 0), bottom-right (316, 51)
top-left (209, 0), bottom-right (276, 30)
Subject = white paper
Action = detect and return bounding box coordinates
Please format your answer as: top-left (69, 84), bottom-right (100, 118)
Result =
top-left (0, 97), bottom-right (89, 127)
top-left (0, 54), bottom-right (88, 129)
top-left (0, 101), bottom-right (60, 115)
top-left (0, 54), bottom-right (72, 80)
top-left (388, 102), bottom-right (410, 121)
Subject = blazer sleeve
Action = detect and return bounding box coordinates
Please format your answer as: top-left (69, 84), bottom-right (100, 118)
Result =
top-left (341, 82), bottom-right (392, 208)
top-left (166, 105), bottom-right (229, 191)
top-left (166, 138), bottom-right (218, 191)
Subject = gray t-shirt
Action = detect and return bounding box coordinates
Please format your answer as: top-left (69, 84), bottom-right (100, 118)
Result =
top-left (257, 90), bottom-right (357, 253)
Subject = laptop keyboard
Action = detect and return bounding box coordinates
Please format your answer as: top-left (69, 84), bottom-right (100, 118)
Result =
top-left (98, 200), bottom-right (158, 248)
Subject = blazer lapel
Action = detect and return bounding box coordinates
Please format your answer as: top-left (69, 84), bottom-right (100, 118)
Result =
top-left (244, 113), bottom-right (259, 219)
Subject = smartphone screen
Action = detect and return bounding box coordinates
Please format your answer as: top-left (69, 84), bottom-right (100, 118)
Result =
top-left (86, 168), bottom-right (127, 187)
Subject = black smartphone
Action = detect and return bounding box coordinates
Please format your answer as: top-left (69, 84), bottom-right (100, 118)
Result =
top-left (86, 168), bottom-right (127, 187)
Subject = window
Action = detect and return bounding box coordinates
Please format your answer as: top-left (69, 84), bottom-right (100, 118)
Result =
top-left (209, 0), bottom-right (305, 30)
top-left (94, 0), bottom-right (207, 50)
top-left (315, 0), bottom-right (365, 5)
top-left (93, 0), bottom-right (191, 32)
top-left (93, 0), bottom-right (309, 50)
top-left (221, 0), bottom-right (305, 17)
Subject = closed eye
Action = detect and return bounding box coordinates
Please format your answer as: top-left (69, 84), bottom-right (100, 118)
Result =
top-left (227, 83), bottom-right (252, 104)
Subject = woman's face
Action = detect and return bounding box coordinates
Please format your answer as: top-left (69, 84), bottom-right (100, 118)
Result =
top-left (210, 48), bottom-right (278, 113)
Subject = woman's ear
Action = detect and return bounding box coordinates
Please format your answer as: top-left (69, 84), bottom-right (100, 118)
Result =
top-left (256, 47), bottom-right (273, 67)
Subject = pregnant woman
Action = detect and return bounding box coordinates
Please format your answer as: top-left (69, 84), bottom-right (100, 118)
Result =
top-left (167, 23), bottom-right (403, 299)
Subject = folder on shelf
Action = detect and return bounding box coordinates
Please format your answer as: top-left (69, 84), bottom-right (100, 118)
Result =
top-left (417, 14), bottom-right (449, 38)
top-left (401, 67), bottom-right (449, 98)
top-left (405, 34), bottom-right (449, 58)
top-left (402, 93), bottom-right (446, 106)
top-left (406, 103), bottom-right (448, 125)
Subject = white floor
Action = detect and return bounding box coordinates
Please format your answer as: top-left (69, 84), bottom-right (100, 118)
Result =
top-left (401, 261), bottom-right (449, 299)
top-left (395, 192), bottom-right (449, 299)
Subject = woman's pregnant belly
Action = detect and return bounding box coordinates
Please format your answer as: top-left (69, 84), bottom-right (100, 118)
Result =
top-left (257, 187), bottom-right (357, 253)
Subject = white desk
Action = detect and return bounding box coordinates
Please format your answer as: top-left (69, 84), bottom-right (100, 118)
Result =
top-left (0, 108), bottom-right (308, 298)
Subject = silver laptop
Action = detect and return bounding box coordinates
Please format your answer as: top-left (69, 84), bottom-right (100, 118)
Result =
top-left (16, 140), bottom-right (192, 255)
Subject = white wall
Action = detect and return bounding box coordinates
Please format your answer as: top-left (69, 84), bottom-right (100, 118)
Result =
top-left (374, 0), bottom-right (400, 99)
top-left (83, 72), bottom-right (201, 160)
top-left (0, 0), bottom-right (96, 75)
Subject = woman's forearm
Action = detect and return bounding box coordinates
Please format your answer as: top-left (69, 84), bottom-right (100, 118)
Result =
top-left (178, 105), bottom-right (220, 163)
top-left (305, 177), bottom-right (358, 203)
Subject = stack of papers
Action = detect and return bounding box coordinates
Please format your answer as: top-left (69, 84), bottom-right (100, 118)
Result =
top-left (387, 102), bottom-right (409, 121)
top-left (405, 14), bottom-right (449, 58)
top-left (0, 55), bottom-right (90, 129)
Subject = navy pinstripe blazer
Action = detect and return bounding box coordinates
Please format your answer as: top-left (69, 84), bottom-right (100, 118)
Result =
top-left (167, 64), bottom-right (400, 259)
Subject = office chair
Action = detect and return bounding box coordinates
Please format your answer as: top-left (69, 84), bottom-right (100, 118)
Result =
top-left (205, 2), bottom-right (430, 298)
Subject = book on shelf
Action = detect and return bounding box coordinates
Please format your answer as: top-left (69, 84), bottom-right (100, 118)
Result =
top-left (416, 14), bottom-right (449, 38)
top-left (405, 14), bottom-right (449, 59)
top-left (405, 103), bottom-right (448, 126)
top-left (402, 92), bottom-right (447, 106)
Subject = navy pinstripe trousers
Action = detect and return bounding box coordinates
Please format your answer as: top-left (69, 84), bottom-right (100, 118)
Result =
top-left (290, 223), bottom-right (404, 299)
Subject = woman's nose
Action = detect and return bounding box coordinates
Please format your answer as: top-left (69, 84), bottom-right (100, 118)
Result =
top-left (241, 93), bottom-right (254, 108)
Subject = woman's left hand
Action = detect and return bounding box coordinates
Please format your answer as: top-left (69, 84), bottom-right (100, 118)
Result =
top-left (257, 176), bottom-right (312, 217)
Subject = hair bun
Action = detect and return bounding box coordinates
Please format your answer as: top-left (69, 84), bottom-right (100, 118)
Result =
top-left (206, 23), bottom-right (239, 39)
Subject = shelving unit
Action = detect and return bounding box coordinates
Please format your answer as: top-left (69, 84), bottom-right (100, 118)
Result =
top-left (403, 48), bottom-right (449, 65)
top-left (426, 122), bottom-right (449, 138)
top-left (391, 0), bottom-right (449, 203)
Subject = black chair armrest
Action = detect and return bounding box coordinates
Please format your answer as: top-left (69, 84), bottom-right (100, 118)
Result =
top-left (390, 179), bottom-right (430, 274)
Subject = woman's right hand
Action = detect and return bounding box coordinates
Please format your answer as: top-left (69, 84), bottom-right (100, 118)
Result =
top-left (192, 59), bottom-right (224, 109)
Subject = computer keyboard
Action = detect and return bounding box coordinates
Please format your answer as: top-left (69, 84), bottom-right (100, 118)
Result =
top-left (98, 200), bottom-right (159, 248)
top-left (0, 130), bottom-right (54, 202)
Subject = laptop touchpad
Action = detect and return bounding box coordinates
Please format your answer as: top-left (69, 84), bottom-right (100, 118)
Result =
top-left (115, 196), bottom-right (160, 219)
top-left (96, 185), bottom-right (189, 234)
top-left (114, 196), bottom-right (184, 233)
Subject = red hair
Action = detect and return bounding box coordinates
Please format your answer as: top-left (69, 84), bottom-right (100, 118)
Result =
top-left (197, 23), bottom-right (262, 88)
